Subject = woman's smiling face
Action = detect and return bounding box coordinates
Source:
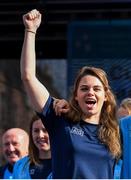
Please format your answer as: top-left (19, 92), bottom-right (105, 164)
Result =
top-left (32, 119), bottom-right (50, 152)
top-left (75, 75), bottom-right (106, 120)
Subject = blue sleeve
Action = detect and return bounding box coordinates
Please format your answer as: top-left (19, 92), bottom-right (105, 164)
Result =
top-left (37, 96), bottom-right (58, 136)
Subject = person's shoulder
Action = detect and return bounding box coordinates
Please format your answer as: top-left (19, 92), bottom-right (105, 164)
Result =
top-left (14, 155), bottom-right (29, 167)
top-left (17, 155), bottom-right (29, 163)
top-left (120, 115), bottom-right (131, 124)
top-left (119, 115), bottom-right (131, 131)
top-left (121, 115), bottom-right (131, 120)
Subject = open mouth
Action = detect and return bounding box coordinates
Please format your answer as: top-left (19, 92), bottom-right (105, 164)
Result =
top-left (85, 99), bottom-right (96, 104)
top-left (85, 99), bottom-right (96, 108)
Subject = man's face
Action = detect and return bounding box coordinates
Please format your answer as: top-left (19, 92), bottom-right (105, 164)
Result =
top-left (2, 130), bottom-right (28, 165)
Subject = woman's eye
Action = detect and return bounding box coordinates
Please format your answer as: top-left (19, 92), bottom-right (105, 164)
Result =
top-left (34, 129), bottom-right (39, 133)
top-left (81, 88), bottom-right (88, 91)
top-left (94, 88), bottom-right (101, 91)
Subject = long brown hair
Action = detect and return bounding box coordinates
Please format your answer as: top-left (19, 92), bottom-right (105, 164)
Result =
top-left (29, 114), bottom-right (41, 165)
top-left (67, 66), bottom-right (121, 158)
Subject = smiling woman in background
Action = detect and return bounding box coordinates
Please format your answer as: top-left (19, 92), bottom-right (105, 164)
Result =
top-left (13, 115), bottom-right (52, 179)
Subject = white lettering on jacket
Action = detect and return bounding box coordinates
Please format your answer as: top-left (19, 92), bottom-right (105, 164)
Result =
top-left (70, 127), bottom-right (84, 136)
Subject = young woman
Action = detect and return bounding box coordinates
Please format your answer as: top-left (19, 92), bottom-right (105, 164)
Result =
top-left (20, 9), bottom-right (121, 179)
top-left (13, 115), bottom-right (52, 179)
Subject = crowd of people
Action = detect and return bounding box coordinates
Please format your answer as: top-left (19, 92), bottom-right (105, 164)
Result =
top-left (0, 114), bottom-right (52, 179)
top-left (0, 9), bottom-right (131, 179)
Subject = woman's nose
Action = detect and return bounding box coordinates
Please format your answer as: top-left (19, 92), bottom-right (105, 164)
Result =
top-left (87, 88), bottom-right (94, 95)
top-left (39, 130), bottom-right (45, 137)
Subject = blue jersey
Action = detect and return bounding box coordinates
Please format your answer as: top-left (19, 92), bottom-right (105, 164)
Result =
top-left (38, 96), bottom-right (116, 179)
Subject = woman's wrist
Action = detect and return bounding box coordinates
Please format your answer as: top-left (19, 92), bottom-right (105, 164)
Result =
top-left (25, 29), bottom-right (37, 34)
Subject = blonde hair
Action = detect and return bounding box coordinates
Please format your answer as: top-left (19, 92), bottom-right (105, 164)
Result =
top-left (119, 98), bottom-right (131, 115)
top-left (67, 66), bottom-right (121, 158)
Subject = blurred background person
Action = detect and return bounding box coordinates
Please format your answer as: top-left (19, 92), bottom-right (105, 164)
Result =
top-left (119, 115), bottom-right (131, 178)
top-left (0, 128), bottom-right (29, 179)
top-left (13, 114), bottom-right (52, 179)
top-left (117, 98), bottom-right (131, 119)
top-left (117, 98), bottom-right (131, 178)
